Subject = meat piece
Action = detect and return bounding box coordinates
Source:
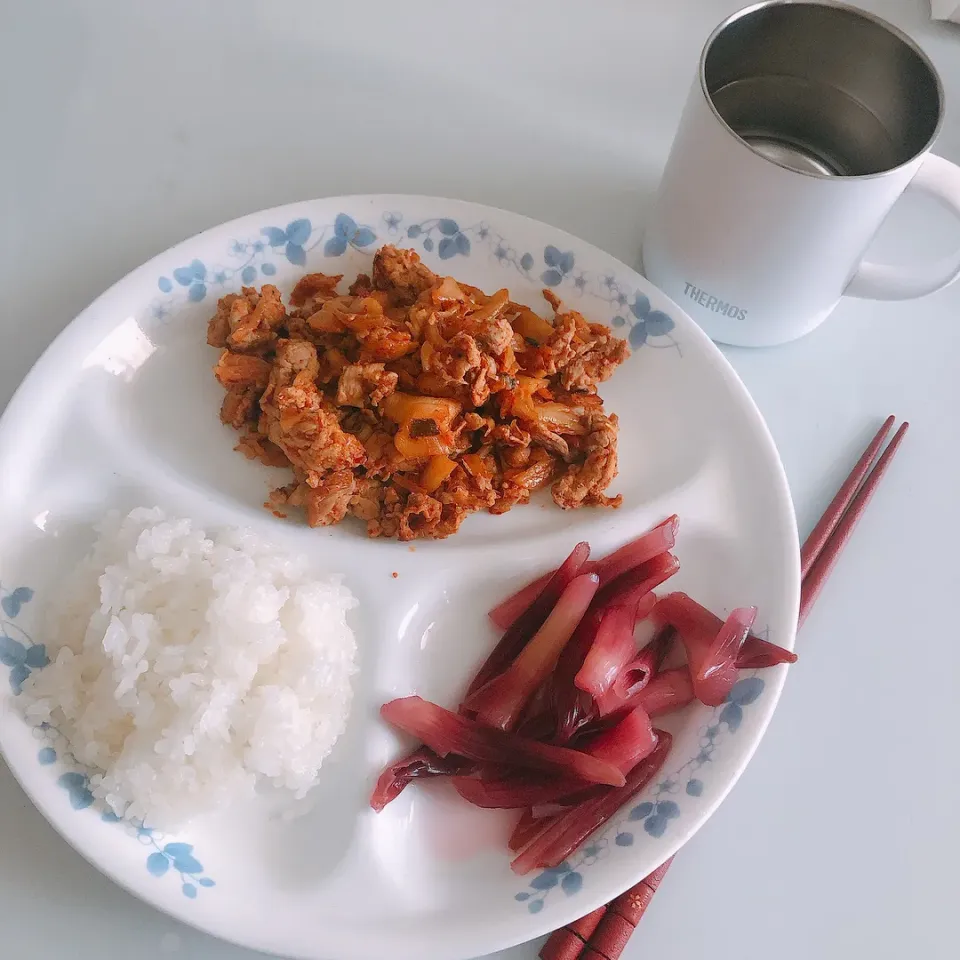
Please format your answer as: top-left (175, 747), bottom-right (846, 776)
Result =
top-left (284, 469), bottom-right (357, 527)
top-left (348, 273), bottom-right (375, 297)
top-left (552, 411), bottom-right (622, 509)
top-left (208, 286), bottom-right (286, 352)
top-left (398, 492), bottom-right (442, 540)
top-left (336, 362), bottom-right (399, 408)
top-left (235, 433), bottom-right (290, 467)
top-left (372, 245), bottom-right (437, 305)
top-left (289, 272), bottom-right (343, 309)
top-left (559, 328), bottom-right (630, 392)
top-left (528, 422), bottom-right (571, 460)
top-left (220, 388), bottom-right (259, 428)
top-left (261, 341), bottom-right (365, 485)
top-left (425, 332), bottom-right (482, 384)
top-left (213, 351), bottom-right (272, 389)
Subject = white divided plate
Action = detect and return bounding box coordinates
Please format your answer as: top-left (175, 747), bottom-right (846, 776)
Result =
top-left (0, 196), bottom-right (799, 960)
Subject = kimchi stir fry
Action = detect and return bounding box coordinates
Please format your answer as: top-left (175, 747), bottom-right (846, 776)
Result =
top-left (208, 245), bottom-right (629, 540)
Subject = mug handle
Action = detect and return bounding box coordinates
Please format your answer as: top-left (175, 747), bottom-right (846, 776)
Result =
top-left (846, 153), bottom-right (960, 301)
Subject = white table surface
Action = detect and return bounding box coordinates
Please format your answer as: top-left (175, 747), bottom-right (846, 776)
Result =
top-left (2, 1), bottom-right (958, 958)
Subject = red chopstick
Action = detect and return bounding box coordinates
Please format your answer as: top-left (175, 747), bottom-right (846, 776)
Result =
top-left (539, 415), bottom-right (908, 960)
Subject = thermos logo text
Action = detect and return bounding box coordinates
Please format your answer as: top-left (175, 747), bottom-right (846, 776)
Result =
top-left (683, 282), bottom-right (747, 321)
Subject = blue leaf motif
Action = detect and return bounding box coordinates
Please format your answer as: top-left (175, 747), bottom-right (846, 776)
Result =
top-left (629, 801), bottom-right (654, 821)
top-left (38, 747), bottom-right (56, 765)
top-left (262, 227), bottom-right (287, 246)
top-left (241, 265), bottom-right (257, 284)
top-left (285, 218), bottom-right (311, 246)
top-left (173, 266), bottom-right (194, 287)
top-left (729, 676), bottom-right (764, 706)
top-left (561, 871), bottom-right (584, 895)
top-left (158, 277), bottom-right (173, 293)
top-left (438, 219), bottom-right (459, 236)
top-left (189, 260), bottom-right (206, 280)
top-left (12, 587), bottom-right (33, 606)
top-left (58, 772), bottom-right (94, 809)
top-left (629, 323), bottom-right (649, 348)
top-left (25, 644), bottom-right (48, 668)
top-left (455, 232), bottom-right (471, 256)
top-left (9, 664), bottom-right (29, 694)
top-left (2, 587), bottom-right (33, 618)
top-left (528, 899), bottom-right (544, 914)
top-left (261, 262), bottom-right (277, 276)
top-left (541, 269), bottom-right (563, 287)
top-left (101, 811), bottom-right (122, 823)
top-left (407, 225), bottom-right (422, 238)
top-left (173, 854), bottom-right (203, 875)
top-left (630, 294), bottom-right (651, 320)
top-left (553, 861), bottom-right (572, 874)
top-left (657, 800), bottom-right (680, 819)
top-left (334, 214), bottom-right (358, 240)
top-left (558, 251), bottom-right (574, 275)
top-left (198, 878), bottom-right (215, 887)
top-left (615, 832), bottom-right (634, 847)
top-left (352, 227), bottom-right (376, 248)
top-left (285, 243), bottom-right (306, 266)
top-left (147, 852), bottom-right (170, 877)
top-left (163, 843), bottom-right (194, 858)
top-left (520, 252), bottom-right (534, 271)
top-left (438, 236), bottom-right (458, 260)
top-left (530, 871), bottom-right (559, 891)
top-left (686, 778), bottom-right (704, 796)
top-left (612, 315), bottom-right (626, 328)
top-left (187, 283), bottom-right (206, 303)
top-left (644, 814), bottom-right (668, 838)
top-left (544, 245), bottom-right (561, 268)
top-left (644, 311), bottom-right (674, 336)
top-left (720, 701), bottom-right (743, 731)
top-left (182, 883), bottom-right (197, 899)
top-left (324, 236), bottom-right (348, 257)
top-left (423, 237), bottom-right (434, 252)
top-left (515, 892), bottom-right (530, 901)
top-left (0, 635), bottom-right (27, 667)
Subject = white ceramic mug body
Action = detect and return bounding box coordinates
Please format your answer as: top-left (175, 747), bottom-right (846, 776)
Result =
top-left (643, 84), bottom-right (921, 347)
top-left (642, 1), bottom-right (960, 348)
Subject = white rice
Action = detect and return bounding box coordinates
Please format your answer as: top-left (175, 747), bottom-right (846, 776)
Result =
top-left (20, 507), bottom-right (358, 828)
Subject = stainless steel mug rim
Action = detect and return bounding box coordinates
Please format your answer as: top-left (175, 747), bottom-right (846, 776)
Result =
top-left (698, 0), bottom-right (945, 181)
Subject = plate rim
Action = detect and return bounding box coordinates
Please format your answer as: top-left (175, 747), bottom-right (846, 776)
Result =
top-left (0, 193), bottom-right (800, 960)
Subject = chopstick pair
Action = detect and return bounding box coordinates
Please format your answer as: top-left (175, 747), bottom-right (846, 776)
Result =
top-left (540, 415), bottom-right (909, 960)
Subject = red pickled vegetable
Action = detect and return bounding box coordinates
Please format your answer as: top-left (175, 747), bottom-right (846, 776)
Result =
top-left (488, 571), bottom-right (553, 630)
top-left (693, 606), bottom-right (757, 706)
top-left (593, 552), bottom-right (680, 610)
top-left (597, 666), bottom-right (694, 719)
top-left (369, 746), bottom-right (476, 812)
top-left (593, 515), bottom-right (679, 586)
top-left (466, 573), bottom-right (600, 730)
top-left (582, 706), bottom-right (657, 774)
top-left (511, 731), bottom-right (673, 874)
top-left (379, 696), bottom-right (626, 787)
top-left (451, 776), bottom-right (600, 809)
top-left (574, 604), bottom-right (637, 699)
top-left (737, 634), bottom-right (798, 668)
top-left (655, 590), bottom-right (796, 669)
top-left (610, 626), bottom-right (674, 701)
top-left (549, 607), bottom-right (605, 743)
top-left (509, 809), bottom-right (556, 852)
top-left (466, 542), bottom-right (590, 698)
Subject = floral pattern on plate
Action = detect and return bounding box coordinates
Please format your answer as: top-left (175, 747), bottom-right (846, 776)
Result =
top-left (151, 210), bottom-right (679, 354)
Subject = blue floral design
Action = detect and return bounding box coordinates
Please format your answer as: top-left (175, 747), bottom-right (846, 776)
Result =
top-left (321, 214), bottom-right (376, 258)
top-left (150, 206), bottom-right (677, 354)
top-left (0, 585), bottom-right (45, 694)
top-left (407, 218), bottom-right (472, 260)
top-left (153, 213), bottom-right (377, 314)
top-left (541, 245), bottom-right (575, 287)
top-left (1, 583), bottom-right (215, 899)
top-left (518, 671), bottom-right (767, 911)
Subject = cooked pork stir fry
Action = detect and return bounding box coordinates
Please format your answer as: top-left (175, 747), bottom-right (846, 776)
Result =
top-left (209, 245), bottom-right (628, 540)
